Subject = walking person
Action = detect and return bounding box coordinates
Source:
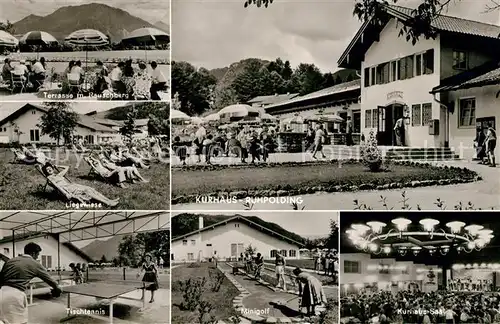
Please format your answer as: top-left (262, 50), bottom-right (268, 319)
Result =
top-left (312, 124), bottom-right (326, 159)
top-left (0, 243), bottom-right (62, 324)
top-left (293, 267), bottom-right (327, 317)
top-left (485, 127), bottom-right (496, 167)
top-left (136, 253), bottom-right (159, 303)
top-left (275, 253), bottom-right (286, 291)
top-left (245, 253), bottom-right (253, 274)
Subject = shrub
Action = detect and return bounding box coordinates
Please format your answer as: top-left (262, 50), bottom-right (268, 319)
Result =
top-left (178, 277), bottom-right (206, 311)
top-left (209, 270), bottom-right (225, 292)
top-left (318, 299), bottom-right (338, 324)
top-left (360, 130), bottom-right (383, 172)
top-left (197, 300), bottom-right (217, 324)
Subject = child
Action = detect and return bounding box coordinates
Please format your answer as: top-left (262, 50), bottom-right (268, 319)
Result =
top-left (69, 263), bottom-right (83, 284)
top-left (202, 134), bottom-right (214, 164)
top-left (172, 136), bottom-right (187, 165)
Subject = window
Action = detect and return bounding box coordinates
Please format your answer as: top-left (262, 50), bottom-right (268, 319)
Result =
top-left (415, 54), bottom-right (422, 76)
top-left (182, 240), bottom-right (187, 245)
top-left (365, 110), bottom-right (372, 128)
top-left (32, 110), bottom-right (36, 115)
top-left (459, 98), bottom-right (475, 127)
top-left (191, 240), bottom-right (196, 246)
top-left (399, 57), bottom-right (407, 80)
top-left (370, 67), bottom-right (376, 85)
top-left (2, 128), bottom-right (5, 132)
top-left (280, 250), bottom-right (287, 257)
top-left (390, 61), bottom-right (398, 82)
top-left (412, 104), bottom-right (422, 126)
top-left (364, 67), bottom-right (370, 87)
top-left (405, 55), bottom-right (414, 79)
top-left (423, 49), bottom-right (434, 74)
top-left (344, 260), bottom-right (360, 273)
top-left (187, 253), bottom-right (194, 260)
top-left (382, 63), bottom-right (390, 84)
top-left (3, 248), bottom-right (9, 254)
top-left (376, 65), bottom-right (383, 84)
top-left (453, 50), bottom-right (467, 70)
top-left (41, 255), bottom-right (52, 268)
top-left (372, 109), bottom-right (378, 129)
top-left (84, 135), bottom-right (94, 145)
top-left (270, 249), bottom-right (277, 258)
top-left (422, 103), bottom-right (433, 126)
top-left (30, 129), bottom-right (40, 142)
top-left (234, 224), bottom-right (240, 228)
top-left (289, 250), bottom-right (297, 257)
top-left (206, 244), bottom-right (212, 247)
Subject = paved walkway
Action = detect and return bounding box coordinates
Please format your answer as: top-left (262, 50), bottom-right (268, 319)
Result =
top-left (173, 159), bottom-right (499, 211)
top-left (219, 263), bottom-right (302, 319)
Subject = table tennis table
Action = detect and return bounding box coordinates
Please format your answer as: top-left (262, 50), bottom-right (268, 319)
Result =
top-left (62, 282), bottom-right (152, 323)
top-left (28, 275), bottom-right (74, 305)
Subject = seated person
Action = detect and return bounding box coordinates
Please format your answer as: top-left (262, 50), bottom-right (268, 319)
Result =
top-left (40, 162), bottom-right (119, 207)
top-left (30, 57), bottom-right (46, 89)
top-left (150, 61), bottom-right (167, 100)
top-left (70, 60), bottom-right (83, 80)
top-left (2, 58), bottom-right (13, 84)
top-left (12, 60), bottom-right (29, 82)
top-left (109, 62), bottom-right (125, 93)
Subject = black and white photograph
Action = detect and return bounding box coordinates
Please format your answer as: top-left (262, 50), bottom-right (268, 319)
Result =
top-left (171, 0), bottom-right (499, 211)
top-left (170, 211), bottom-right (338, 324)
top-left (0, 210), bottom-right (170, 324)
top-left (340, 211), bottom-right (500, 324)
top-left (0, 0), bottom-right (169, 101)
top-left (0, 101), bottom-right (170, 210)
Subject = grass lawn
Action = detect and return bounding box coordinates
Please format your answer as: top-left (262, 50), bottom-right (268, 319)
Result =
top-left (0, 149), bottom-right (169, 210)
top-left (172, 162), bottom-right (473, 199)
top-left (171, 263), bottom-right (239, 324)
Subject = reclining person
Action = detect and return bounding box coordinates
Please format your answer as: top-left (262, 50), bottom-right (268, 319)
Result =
top-left (40, 162), bottom-right (119, 207)
top-left (88, 156), bottom-right (148, 187)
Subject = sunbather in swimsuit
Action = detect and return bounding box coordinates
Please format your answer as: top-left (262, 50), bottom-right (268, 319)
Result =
top-left (41, 163), bottom-right (119, 207)
top-left (89, 157), bottom-right (148, 186)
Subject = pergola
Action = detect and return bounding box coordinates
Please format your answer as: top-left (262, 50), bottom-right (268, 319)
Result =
top-left (0, 211), bottom-right (170, 265)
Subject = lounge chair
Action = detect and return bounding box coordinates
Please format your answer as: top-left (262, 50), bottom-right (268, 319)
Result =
top-left (35, 165), bottom-right (88, 204)
top-left (83, 157), bottom-right (114, 184)
top-left (10, 148), bottom-right (37, 164)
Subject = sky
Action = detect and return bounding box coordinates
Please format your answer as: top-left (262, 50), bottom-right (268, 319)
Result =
top-left (0, 0), bottom-right (169, 25)
top-left (172, 0), bottom-right (500, 72)
top-left (0, 102), bottom-right (130, 121)
top-left (178, 211), bottom-right (339, 237)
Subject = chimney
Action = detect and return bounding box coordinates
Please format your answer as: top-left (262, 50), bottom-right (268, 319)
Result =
top-left (199, 216), bottom-right (204, 230)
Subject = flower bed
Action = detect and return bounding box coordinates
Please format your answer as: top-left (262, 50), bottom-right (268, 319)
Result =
top-left (172, 160), bottom-right (480, 204)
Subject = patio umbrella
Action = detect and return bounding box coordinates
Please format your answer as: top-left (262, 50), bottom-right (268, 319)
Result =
top-left (171, 109), bottom-right (191, 122)
top-left (204, 113), bottom-right (220, 122)
top-left (190, 116), bottom-right (204, 124)
top-left (64, 29), bottom-right (109, 47)
top-left (306, 114), bottom-right (344, 123)
top-left (0, 30), bottom-right (19, 47)
top-left (19, 31), bottom-right (58, 46)
top-left (218, 104), bottom-right (259, 119)
top-left (122, 27), bottom-right (170, 44)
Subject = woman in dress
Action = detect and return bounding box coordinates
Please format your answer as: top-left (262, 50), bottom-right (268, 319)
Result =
top-left (41, 162), bottom-right (119, 206)
top-left (137, 253), bottom-right (159, 303)
top-left (292, 267), bottom-right (327, 317)
top-left (275, 253), bottom-right (286, 291)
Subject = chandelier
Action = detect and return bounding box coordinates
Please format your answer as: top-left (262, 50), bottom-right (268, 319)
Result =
top-left (347, 218), bottom-right (493, 256)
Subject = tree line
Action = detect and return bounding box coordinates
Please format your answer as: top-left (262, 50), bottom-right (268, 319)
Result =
top-left (172, 58), bottom-right (357, 116)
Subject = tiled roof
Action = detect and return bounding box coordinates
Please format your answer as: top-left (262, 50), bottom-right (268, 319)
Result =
top-left (431, 61), bottom-right (500, 93)
top-left (388, 5), bottom-right (500, 39)
top-left (265, 79), bottom-right (361, 109)
top-left (247, 93), bottom-right (299, 105)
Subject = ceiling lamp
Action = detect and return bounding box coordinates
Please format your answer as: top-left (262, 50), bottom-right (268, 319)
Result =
top-left (347, 217), bottom-right (492, 256)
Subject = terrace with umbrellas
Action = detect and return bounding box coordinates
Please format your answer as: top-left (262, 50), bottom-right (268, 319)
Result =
top-left (0, 27), bottom-right (170, 100)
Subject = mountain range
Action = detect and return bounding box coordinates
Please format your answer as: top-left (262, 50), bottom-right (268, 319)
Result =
top-left (80, 235), bottom-right (124, 261)
top-left (10, 3), bottom-right (169, 42)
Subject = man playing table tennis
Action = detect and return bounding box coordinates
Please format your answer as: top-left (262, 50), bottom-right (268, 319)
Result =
top-left (0, 242), bottom-right (62, 324)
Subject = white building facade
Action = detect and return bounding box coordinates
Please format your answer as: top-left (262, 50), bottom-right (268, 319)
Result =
top-left (172, 217), bottom-right (302, 262)
top-left (338, 5), bottom-right (500, 158)
top-left (0, 235), bottom-right (89, 271)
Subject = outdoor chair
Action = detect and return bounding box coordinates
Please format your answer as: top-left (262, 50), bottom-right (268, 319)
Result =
top-left (83, 157), bottom-right (113, 184)
top-left (10, 148), bottom-right (37, 164)
top-left (35, 165), bottom-right (88, 204)
top-left (10, 73), bottom-right (26, 94)
top-left (67, 73), bottom-right (83, 96)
